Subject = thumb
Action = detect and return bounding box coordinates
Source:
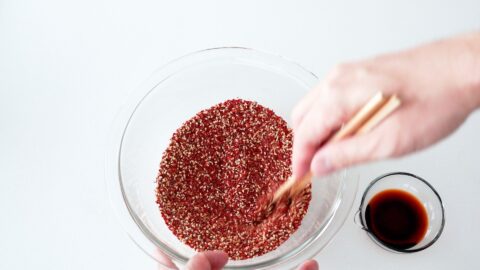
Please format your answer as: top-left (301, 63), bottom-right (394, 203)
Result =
top-left (310, 130), bottom-right (395, 176)
top-left (292, 104), bottom-right (346, 178)
top-left (297, 260), bottom-right (319, 270)
top-left (184, 251), bottom-right (229, 270)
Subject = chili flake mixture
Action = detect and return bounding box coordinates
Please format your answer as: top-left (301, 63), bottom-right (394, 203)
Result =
top-left (156, 99), bottom-right (311, 260)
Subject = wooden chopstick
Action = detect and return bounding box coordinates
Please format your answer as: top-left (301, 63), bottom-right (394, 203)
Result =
top-left (268, 92), bottom-right (401, 208)
top-left (329, 92), bottom-right (387, 142)
top-left (356, 95), bottom-right (400, 134)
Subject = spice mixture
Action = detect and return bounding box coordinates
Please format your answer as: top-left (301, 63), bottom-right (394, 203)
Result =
top-left (156, 99), bottom-right (311, 260)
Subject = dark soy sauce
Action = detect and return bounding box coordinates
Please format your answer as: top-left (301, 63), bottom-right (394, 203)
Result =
top-left (365, 189), bottom-right (428, 250)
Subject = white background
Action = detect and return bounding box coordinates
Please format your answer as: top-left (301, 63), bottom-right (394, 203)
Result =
top-left (1, 1), bottom-right (479, 269)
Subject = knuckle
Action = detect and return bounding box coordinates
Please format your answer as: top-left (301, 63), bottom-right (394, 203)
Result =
top-left (325, 62), bottom-right (375, 93)
top-left (325, 63), bottom-right (355, 90)
top-left (353, 66), bottom-right (370, 80)
top-left (324, 77), bottom-right (342, 92)
top-left (332, 62), bottom-right (354, 76)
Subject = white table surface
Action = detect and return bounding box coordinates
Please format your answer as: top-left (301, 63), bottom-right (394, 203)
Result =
top-left (1, 1), bottom-right (479, 269)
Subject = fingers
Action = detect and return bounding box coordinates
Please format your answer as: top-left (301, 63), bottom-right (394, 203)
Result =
top-left (184, 253), bottom-right (210, 270)
top-left (184, 251), bottom-right (228, 270)
top-left (292, 85), bottom-right (323, 129)
top-left (292, 102), bottom-right (345, 178)
top-left (183, 252), bottom-right (317, 270)
top-left (156, 248), bottom-right (178, 270)
top-left (297, 260), bottom-right (319, 270)
top-left (201, 251), bottom-right (228, 270)
top-left (310, 118), bottom-right (400, 175)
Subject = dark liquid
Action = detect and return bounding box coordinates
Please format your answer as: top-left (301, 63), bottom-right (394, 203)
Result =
top-left (365, 189), bottom-right (428, 250)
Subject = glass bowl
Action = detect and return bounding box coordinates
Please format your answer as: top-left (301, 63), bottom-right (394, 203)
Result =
top-left (355, 172), bottom-right (445, 253)
top-left (106, 47), bottom-right (358, 269)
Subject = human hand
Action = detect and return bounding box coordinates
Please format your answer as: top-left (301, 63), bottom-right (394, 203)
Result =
top-left (292, 33), bottom-right (480, 178)
top-left (157, 250), bottom-right (319, 270)
top-left (184, 251), bottom-right (228, 270)
top-left (184, 251), bottom-right (318, 270)
top-left (156, 250), bottom-right (228, 270)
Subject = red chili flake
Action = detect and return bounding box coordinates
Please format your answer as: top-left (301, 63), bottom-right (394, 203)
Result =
top-left (156, 99), bottom-right (311, 260)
